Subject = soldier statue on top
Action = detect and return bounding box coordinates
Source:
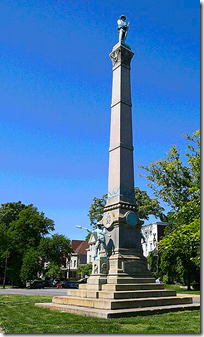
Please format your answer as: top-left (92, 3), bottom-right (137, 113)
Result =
top-left (117, 15), bottom-right (130, 43)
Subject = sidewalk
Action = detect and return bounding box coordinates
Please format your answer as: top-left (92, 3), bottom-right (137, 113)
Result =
top-left (177, 293), bottom-right (200, 298)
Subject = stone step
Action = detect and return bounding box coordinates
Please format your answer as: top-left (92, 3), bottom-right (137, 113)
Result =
top-left (107, 277), bottom-right (156, 284)
top-left (52, 295), bottom-right (192, 310)
top-left (98, 289), bottom-right (176, 299)
top-left (67, 289), bottom-right (98, 298)
top-left (78, 281), bottom-right (162, 291)
top-left (35, 302), bottom-right (200, 319)
top-left (101, 283), bottom-right (165, 291)
top-left (79, 284), bottom-right (103, 291)
top-left (67, 288), bottom-right (176, 299)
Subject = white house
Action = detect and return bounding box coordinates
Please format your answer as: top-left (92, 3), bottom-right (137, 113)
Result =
top-left (86, 233), bottom-right (97, 263)
top-left (141, 222), bottom-right (167, 257)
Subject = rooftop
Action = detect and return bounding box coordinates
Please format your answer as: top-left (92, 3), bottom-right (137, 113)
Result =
top-left (71, 240), bottom-right (89, 255)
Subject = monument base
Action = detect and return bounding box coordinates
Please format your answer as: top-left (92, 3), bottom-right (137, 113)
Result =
top-left (35, 257), bottom-right (199, 318)
top-left (35, 301), bottom-right (199, 319)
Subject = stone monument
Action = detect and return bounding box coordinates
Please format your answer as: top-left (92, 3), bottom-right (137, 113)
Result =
top-left (35, 16), bottom-right (199, 318)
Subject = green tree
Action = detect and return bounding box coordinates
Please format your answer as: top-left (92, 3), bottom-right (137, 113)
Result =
top-left (45, 262), bottom-right (62, 279)
top-left (20, 248), bottom-right (43, 284)
top-left (87, 188), bottom-right (164, 228)
top-left (134, 187), bottom-right (164, 220)
top-left (0, 202), bottom-right (27, 288)
top-left (140, 130), bottom-right (200, 289)
top-left (140, 131), bottom-right (200, 226)
top-left (39, 234), bottom-right (72, 279)
top-left (159, 219), bottom-right (200, 289)
top-left (88, 194), bottom-right (108, 227)
top-left (77, 263), bottom-right (92, 278)
top-left (85, 232), bottom-right (91, 241)
top-left (147, 249), bottom-right (159, 274)
top-left (10, 205), bottom-right (55, 252)
top-left (0, 202), bottom-right (55, 287)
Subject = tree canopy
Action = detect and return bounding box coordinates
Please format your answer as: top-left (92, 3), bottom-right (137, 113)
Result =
top-left (134, 187), bottom-right (164, 220)
top-left (139, 130), bottom-right (200, 226)
top-left (87, 188), bottom-right (164, 229)
top-left (87, 194), bottom-right (108, 227)
top-left (0, 202), bottom-right (55, 287)
top-left (39, 234), bottom-right (72, 278)
top-left (77, 263), bottom-right (92, 278)
top-left (140, 130), bottom-right (200, 289)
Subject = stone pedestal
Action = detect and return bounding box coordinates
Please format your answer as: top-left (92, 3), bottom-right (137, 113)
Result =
top-left (84, 257), bottom-right (109, 290)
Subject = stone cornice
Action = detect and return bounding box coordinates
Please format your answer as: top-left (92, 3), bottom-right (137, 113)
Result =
top-left (109, 44), bottom-right (134, 69)
top-left (104, 201), bottom-right (138, 212)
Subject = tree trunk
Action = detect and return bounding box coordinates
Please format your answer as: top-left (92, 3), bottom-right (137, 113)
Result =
top-left (187, 272), bottom-right (191, 291)
top-left (3, 255), bottom-right (8, 289)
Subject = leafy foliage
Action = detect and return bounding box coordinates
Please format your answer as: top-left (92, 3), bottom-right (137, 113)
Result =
top-left (88, 194), bottom-right (107, 227)
top-left (85, 232), bottom-right (91, 241)
top-left (159, 219), bottom-right (200, 288)
top-left (20, 248), bottom-right (43, 283)
top-left (0, 202), bottom-right (55, 287)
top-left (147, 249), bottom-right (158, 273)
top-left (39, 234), bottom-right (72, 279)
top-left (44, 262), bottom-right (62, 279)
top-left (77, 263), bottom-right (92, 278)
top-left (39, 234), bottom-right (72, 266)
top-left (9, 205), bottom-right (55, 253)
top-left (87, 188), bottom-right (163, 229)
top-left (140, 130), bottom-right (200, 288)
top-left (140, 130), bottom-right (200, 225)
top-left (134, 187), bottom-right (164, 220)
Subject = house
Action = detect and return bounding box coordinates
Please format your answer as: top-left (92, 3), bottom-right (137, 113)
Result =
top-left (86, 233), bottom-right (97, 263)
top-left (141, 222), bottom-right (167, 257)
top-left (66, 240), bottom-right (89, 281)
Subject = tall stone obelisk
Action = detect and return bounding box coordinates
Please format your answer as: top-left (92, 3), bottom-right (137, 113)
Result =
top-left (36, 17), bottom-right (198, 317)
top-left (102, 16), bottom-right (149, 280)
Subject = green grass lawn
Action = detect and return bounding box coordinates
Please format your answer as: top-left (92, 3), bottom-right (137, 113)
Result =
top-left (0, 285), bottom-right (13, 289)
top-left (0, 294), bottom-right (200, 333)
top-left (164, 284), bottom-right (200, 295)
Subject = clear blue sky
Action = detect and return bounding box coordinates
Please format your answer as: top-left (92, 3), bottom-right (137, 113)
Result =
top-left (0, 0), bottom-right (200, 240)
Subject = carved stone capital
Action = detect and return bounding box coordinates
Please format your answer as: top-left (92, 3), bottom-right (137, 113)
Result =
top-left (109, 45), bottom-right (134, 69)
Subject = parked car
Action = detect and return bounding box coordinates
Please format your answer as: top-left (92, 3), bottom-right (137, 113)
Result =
top-left (52, 278), bottom-right (62, 287)
top-left (78, 278), bottom-right (87, 284)
top-left (56, 281), bottom-right (78, 289)
top-left (44, 279), bottom-right (53, 287)
top-left (26, 280), bottom-right (45, 289)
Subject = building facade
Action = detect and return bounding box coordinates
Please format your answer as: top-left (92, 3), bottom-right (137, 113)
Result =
top-left (141, 222), bottom-right (167, 258)
top-left (66, 240), bottom-right (89, 281)
top-left (86, 233), bottom-right (97, 264)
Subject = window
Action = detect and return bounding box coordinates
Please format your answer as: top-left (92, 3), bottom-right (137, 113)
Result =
top-left (150, 230), bottom-right (152, 236)
top-left (74, 260), bottom-right (76, 267)
top-left (150, 242), bottom-right (153, 250)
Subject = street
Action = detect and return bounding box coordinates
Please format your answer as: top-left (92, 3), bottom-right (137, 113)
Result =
top-left (0, 288), bottom-right (200, 303)
top-left (0, 287), bottom-right (67, 297)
